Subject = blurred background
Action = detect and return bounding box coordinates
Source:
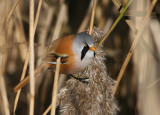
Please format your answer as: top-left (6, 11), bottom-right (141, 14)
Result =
top-left (0, 0), bottom-right (160, 114)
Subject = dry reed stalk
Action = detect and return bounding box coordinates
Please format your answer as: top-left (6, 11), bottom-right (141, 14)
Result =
top-left (37, 7), bottom-right (55, 64)
top-left (77, 1), bottom-right (92, 33)
top-left (13, 63), bottom-right (48, 92)
top-left (0, 55), bottom-right (10, 115)
top-left (1, 22), bottom-right (13, 75)
top-left (32, 0), bottom-right (43, 72)
top-left (147, 19), bottom-right (160, 88)
top-left (6, 0), bottom-right (20, 22)
top-left (89, 0), bottom-right (97, 35)
top-left (124, 10), bottom-right (160, 17)
top-left (32, 0), bottom-right (43, 73)
top-left (0, 75), bottom-right (10, 115)
top-left (0, 11), bottom-right (10, 114)
top-left (51, 1), bottom-right (66, 41)
top-left (113, 0), bottom-right (157, 95)
top-left (14, 0), bottom-right (43, 113)
top-left (40, 4), bottom-right (66, 110)
top-left (0, 19), bottom-right (10, 114)
top-left (14, 0), bottom-right (43, 114)
top-left (147, 79), bottom-right (160, 88)
top-left (15, 6), bottom-right (27, 61)
top-left (42, 76), bottom-right (65, 115)
top-left (42, 105), bottom-right (51, 115)
top-left (98, 1), bottom-right (110, 30)
top-left (38, 6), bottom-right (55, 43)
top-left (13, 51), bottom-right (30, 114)
top-left (29, 0), bottom-right (35, 115)
top-left (33, 0), bottom-right (43, 32)
top-left (40, 2), bottom-right (66, 113)
top-left (35, 1), bottom-right (54, 100)
top-left (51, 58), bottom-right (61, 115)
top-left (36, 8), bottom-right (55, 111)
top-left (133, 0), bottom-right (160, 114)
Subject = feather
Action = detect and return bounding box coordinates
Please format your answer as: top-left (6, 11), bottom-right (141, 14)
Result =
top-left (46, 53), bottom-right (69, 64)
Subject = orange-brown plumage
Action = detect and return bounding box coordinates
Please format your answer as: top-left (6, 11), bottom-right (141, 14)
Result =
top-left (14, 32), bottom-right (95, 92)
top-left (45, 35), bottom-right (75, 74)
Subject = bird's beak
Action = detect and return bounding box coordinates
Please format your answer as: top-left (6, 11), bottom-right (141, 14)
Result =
top-left (89, 46), bottom-right (95, 51)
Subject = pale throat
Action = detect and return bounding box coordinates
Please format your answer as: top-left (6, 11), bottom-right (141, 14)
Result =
top-left (72, 51), bottom-right (93, 73)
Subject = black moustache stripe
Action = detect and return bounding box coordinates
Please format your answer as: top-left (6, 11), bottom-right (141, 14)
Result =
top-left (81, 45), bottom-right (90, 60)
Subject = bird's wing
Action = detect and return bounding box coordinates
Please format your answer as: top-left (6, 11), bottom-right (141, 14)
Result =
top-left (44, 53), bottom-right (69, 64)
top-left (44, 35), bottom-right (74, 65)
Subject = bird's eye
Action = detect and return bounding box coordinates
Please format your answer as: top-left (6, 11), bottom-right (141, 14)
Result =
top-left (84, 43), bottom-right (87, 47)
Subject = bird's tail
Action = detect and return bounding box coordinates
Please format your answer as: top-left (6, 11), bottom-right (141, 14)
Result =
top-left (14, 63), bottom-right (48, 93)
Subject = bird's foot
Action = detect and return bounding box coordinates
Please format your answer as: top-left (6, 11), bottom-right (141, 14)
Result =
top-left (69, 74), bottom-right (89, 84)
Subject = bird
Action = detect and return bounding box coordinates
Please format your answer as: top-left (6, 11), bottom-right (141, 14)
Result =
top-left (14, 32), bottom-right (95, 92)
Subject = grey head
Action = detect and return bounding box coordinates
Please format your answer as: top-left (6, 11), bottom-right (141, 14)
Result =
top-left (72, 32), bottom-right (95, 61)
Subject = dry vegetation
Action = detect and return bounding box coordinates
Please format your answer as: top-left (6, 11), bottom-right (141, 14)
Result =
top-left (0, 0), bottom-right (160, 115)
